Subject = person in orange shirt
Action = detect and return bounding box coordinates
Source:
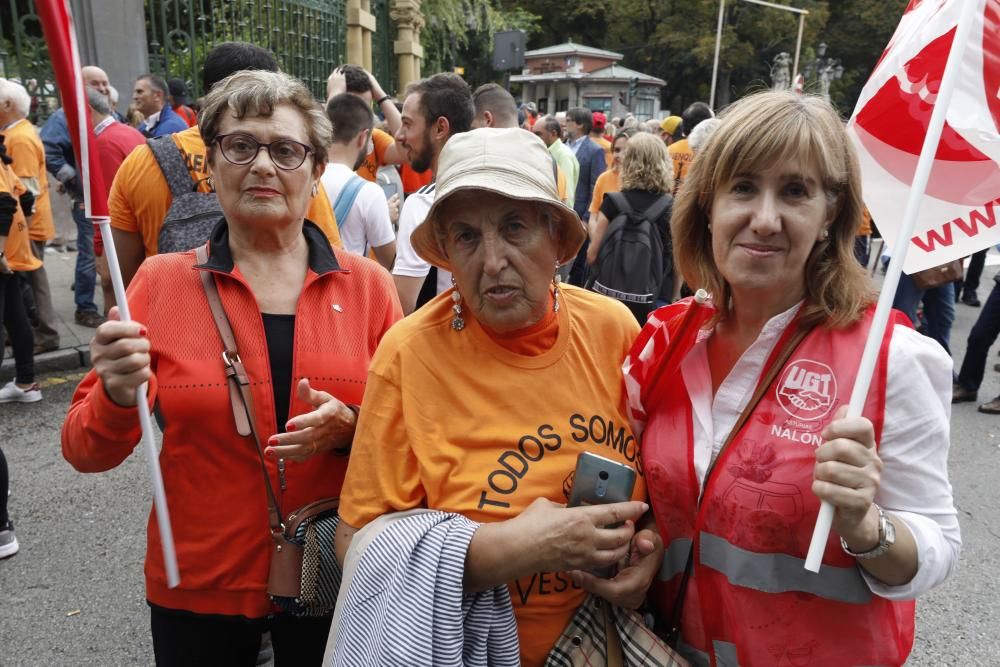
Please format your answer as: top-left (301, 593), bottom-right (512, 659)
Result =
top-left (587, 128), bottom-right (634, 218)
top-left (0, 140), bottom-right (42, 403)
top-left (0, 78), bottom-right (59, 352)
top-left (109, 42), bottom-right (343, 298)
top-left (668, 101), bottom-right (713, 194)
top-left (335, 128), bottom-right (658, 666)
top-left (325, 65), bottom-right (406, 182)
top-left (659, 115), bottom-right (682, 146)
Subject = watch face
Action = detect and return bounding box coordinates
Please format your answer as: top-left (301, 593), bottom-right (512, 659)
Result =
top-left (884, 516), bottom-right (896, 545)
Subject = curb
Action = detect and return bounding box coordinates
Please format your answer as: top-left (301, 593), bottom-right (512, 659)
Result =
top-left (1, 345), bottom-right (90, 377)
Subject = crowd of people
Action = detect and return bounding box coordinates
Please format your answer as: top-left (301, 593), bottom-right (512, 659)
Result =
top-left (0, 38), bottom-right (966, 666)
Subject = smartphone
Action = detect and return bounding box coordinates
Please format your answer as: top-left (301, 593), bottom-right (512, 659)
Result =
top-left (567, 451), bottom-right (638, 509)
top-left (567, 452), bottom-right (638, 577)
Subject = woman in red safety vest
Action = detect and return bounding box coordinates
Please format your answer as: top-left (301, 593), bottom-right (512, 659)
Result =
top-left (622, 90), bottom-right (960, 667)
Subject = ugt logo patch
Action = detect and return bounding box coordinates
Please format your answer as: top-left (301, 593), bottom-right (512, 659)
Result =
top-left (775, 360), bottom-right (836, 421)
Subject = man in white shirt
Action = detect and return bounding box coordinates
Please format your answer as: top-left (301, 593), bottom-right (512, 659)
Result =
top-left (321, 93), bottom-right (395, 269)
top-left (391, 73), bottom-right (473, 314)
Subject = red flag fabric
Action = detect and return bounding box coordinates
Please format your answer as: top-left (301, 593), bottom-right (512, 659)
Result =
top-left (35, 0), bottom-right (108, 219)
top-left (847, 0), bottom-right (1000, 273)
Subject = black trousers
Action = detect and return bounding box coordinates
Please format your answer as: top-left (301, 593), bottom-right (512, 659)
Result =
top-left (0, 272), bottom-right (34, 384)
top-left (149, 603), bottom-right (332, 667)
top-left (961, 248), bottom-right (988, 298)
top-left (0, 445), bottom-right (9, 527)
top-left (957, 278), bottom-right (1000, 391)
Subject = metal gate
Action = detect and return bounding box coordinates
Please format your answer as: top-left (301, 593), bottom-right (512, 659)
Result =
top-left (372, 0), bottom-right (395, 95)
top-left (0, 0), bottom-right (58, 122)
top-left (146, 0), bottom-right (347, 100)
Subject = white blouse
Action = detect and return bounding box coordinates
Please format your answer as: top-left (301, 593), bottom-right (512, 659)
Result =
top-left (680, 302), bottom-right (961, 599)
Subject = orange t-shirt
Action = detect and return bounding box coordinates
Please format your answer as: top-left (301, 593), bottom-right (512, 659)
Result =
top-left (0, 162), bottom-right (41, 272)
top-left (339, 285), bottom-right (645, 667)
top-left (400, 163), bottom-right (433, 194)
top-left (2, 119), bottom-right (54, 242)
top-left (589, 169), bottom-right (622, 217)
top-left (109, 125), bottom-right (340, 256)
top-left (859, 207), bottom-right (873, 236)
top-left (668, 138), bottom-right (693, 190)
top-left (355, 127), bottom-right (394, 182)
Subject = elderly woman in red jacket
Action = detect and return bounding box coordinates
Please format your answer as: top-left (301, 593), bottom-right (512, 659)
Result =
top-left (62, 70), bottom-right (401, 665)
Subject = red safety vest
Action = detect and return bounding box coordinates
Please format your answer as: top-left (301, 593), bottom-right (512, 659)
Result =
top-left (643, 305), bottom-right (916, 667)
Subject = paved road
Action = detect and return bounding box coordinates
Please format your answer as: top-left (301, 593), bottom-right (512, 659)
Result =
top-left (2, 284), bottom-right (999, 665)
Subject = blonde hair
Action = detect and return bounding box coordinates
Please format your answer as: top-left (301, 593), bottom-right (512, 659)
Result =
top-left (672, 90), bottom-right (873, 329)
top-left (199, 70), bottom-right (332, 166)
top-left (620, 132), bottom-right (673, 193)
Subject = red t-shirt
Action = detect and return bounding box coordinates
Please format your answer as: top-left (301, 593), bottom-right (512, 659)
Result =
top-left (95, 121), bottom-right (146, 255)
top-left (97, 122), bottom-right (147, 196)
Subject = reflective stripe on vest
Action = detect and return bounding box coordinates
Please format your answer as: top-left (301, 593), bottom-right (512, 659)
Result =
top-left (658, 537), bottom-right (693, 580)
top-left (699, 531), bottom-right (872, 605)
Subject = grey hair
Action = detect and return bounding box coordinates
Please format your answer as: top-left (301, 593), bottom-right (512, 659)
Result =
top-left (86, 86), bottom-right (112, 116)
top-left (0, 79), bottom-right (30, 118)
top-left (198, 69), bottom-right (332, 166)
top-left (687, 118), bottom-right (721, 153)
top-left (108, 85), bottom-right (119, 105)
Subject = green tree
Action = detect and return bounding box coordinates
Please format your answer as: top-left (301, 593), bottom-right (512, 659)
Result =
top-left (493, 0), bottom-right (907, 115)
top-left (420, 0), bottom-right (539, 86)
top-left (817, 0), bottom-right (908, 112)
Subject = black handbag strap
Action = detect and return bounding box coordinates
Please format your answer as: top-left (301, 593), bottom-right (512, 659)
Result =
top-left (195, 243), bottom-right (284, 534)
top-left (666, 321), bottom-right (812, 643)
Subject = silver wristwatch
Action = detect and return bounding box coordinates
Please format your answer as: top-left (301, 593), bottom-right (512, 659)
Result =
top-left (840, 504), bottom-right (896, 560)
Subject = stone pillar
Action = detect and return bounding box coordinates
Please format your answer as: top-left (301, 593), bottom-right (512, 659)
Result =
top-left (70, 0), bottom-right (148, 103)
top-left (391, 0), bottom-right (425, 93)
top-left (361, 0), bottom-right (373, 72)
top-left (347, 0), bottom-right (377, 70)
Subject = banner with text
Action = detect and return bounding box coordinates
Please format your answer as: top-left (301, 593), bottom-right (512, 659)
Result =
top-left (847, 0), bottom-right (1000, 273)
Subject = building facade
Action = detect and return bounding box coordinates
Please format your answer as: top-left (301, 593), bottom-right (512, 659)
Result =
top-left (511, 42), bottom-right (665, 121)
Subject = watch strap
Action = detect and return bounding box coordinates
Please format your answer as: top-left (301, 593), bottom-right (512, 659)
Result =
top-left (840, 503), bottom-right (894, 560)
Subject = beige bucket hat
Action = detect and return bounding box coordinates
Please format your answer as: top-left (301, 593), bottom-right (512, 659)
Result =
top-left (410, 127), bottom-right (587, 271)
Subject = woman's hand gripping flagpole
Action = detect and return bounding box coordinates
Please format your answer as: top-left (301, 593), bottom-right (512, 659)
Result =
top-left (804, 0), bottom-right (979, 573)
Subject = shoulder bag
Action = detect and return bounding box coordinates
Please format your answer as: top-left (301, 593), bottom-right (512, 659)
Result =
top-left (195, 244), bottom-right (342, 617)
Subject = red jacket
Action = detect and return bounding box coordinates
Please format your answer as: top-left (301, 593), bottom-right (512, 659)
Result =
top-left (62, 220), bottom-right (402, 618)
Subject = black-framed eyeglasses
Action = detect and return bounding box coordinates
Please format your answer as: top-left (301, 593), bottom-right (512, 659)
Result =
top-left (213, 133), bottom-right (314, 171)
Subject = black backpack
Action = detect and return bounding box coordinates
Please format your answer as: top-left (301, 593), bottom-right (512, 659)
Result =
top-left (589, 192), bottom-right (671, 306)
top-left (147, 136), bottom-right (224, 254)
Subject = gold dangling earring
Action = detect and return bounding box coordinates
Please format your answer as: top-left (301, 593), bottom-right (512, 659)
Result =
top-left (311, 182), bottom-right (319, 197)
top-left (553, 263), bottom-right (562, 313)
top-left (451, 277), bottom-right (465, 331)
top-left (207, 176), bottom-right (215, 192)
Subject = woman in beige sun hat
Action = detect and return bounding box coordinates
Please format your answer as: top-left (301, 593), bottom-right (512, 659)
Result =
top-left (335, 127), bottom-right (665, 665)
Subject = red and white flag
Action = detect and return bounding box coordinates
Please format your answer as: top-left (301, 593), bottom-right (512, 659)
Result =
top-left (35, 0), bottom-right (108, 220)
top-left (847, 0), bottom-right (1000, 273)
top-left (36, 0), bottom-right (180, 587)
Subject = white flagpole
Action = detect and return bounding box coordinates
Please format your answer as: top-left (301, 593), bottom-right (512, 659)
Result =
top-left (64, 5), bottom-right (179, 587)
top-left (96, 219), bottom-right (180, 588)
top-left (804, 0), bottom-right (980, 573)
